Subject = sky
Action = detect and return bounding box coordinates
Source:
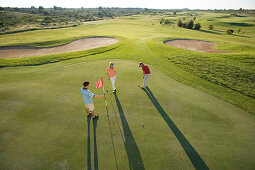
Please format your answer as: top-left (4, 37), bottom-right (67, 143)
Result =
top-left (0, 0), bottom-right (254, 9)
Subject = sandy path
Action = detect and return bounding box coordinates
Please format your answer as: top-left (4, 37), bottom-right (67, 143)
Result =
top-left (0, 37), bottom-right (118, 58)
top-left (164, 39), bottom-right (231, 53)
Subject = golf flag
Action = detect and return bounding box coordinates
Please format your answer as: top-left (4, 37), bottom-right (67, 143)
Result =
top-left (96, 77), bottom-right (103, 88)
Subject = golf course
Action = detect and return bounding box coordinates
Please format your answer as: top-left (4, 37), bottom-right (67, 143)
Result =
top-left (0, 12), bottom-right (254, 170)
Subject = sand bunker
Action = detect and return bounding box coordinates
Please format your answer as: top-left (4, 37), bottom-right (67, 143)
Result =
top-left (0, 37), bottom-right (118, 58)
top-left (164, 39), bottom-right (230, 53)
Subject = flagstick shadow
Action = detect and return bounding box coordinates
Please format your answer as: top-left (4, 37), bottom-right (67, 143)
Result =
top-left (114, 93), bottom-right (145, 170)
top-left (93, 119), bottom-right (98, 170)
top-left (144, 87), bottom-right (209, 170)
top-left (87, 116), bottom-right (92, 170)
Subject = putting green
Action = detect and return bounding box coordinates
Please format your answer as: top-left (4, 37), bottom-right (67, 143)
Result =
top-left (0, 59), bottom-right (254, 169)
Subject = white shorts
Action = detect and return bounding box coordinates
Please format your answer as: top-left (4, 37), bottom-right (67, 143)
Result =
top-left (85, 103), bottom-right (94, 111)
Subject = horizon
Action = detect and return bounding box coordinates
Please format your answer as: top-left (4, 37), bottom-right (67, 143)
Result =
top-left (0, 0), bottom-right (255, 10)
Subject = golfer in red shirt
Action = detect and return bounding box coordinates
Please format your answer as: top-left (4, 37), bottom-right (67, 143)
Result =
top-left (139, 62), bottom-right (151, 89)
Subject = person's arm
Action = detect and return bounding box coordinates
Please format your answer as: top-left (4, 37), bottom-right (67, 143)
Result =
top-left (107, 69), bottom-right (110, 79)
top-left (94, 95), bottom-right (105, 98)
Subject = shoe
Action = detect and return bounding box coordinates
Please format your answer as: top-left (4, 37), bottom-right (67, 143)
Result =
top-left (113, 89), bottom-right (116, 93)
top-left (141, 87), bottom-right (145, 90)
top-left (87, 113), bottom-right (91, 117)
top-left (92, 115), bottom-right (99, 119)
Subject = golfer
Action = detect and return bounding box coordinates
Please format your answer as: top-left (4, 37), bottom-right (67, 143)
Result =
top-left (80, 81), bottom-right (105, 119)
top-left (139, 62), bottom-right (151, 89)
top-left (107, 62), bottom-right (117, 93)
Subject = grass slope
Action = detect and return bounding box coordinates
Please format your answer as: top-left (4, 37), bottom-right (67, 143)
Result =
top-left (0, 60), bottom-right (254, 169)
top-left (0, 14), bottom-right (254, 116)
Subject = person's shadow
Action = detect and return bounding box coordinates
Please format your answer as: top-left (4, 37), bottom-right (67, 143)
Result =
top-left (144, 87), bottom-right (209, 170)
top-left (87, 116), bottom-right (92, 170)
top-left (93, 119), bottom-right (98, 170)
top-left (87, 116), bottom-right (98, 170)
top-left (114, 93), bottom-right (145, 170)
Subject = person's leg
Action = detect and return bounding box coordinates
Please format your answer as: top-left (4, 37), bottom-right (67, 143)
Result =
top-left (113, 75), bottom-right (116, 90)
top-left (110, 76), bottom-right (116, 90)
top-left (91, 110), bottom-right (95, 117)
top-left (143, 75), bottom-right (147, 88)
top-left (86, 108), bottom-right (90, 115)
top-left (146, 74), bottom-right (150, 87)
top-left (90, 103), bottom-right (98, 119)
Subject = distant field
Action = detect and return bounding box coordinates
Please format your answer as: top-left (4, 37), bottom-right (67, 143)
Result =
top-left (0, 12), bottom-right (254, 169)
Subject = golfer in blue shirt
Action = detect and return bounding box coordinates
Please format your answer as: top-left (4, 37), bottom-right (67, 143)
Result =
top-left (80, 81), bottom-right (105, 119)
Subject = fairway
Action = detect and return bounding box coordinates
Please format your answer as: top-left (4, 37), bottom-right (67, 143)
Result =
top-left (0, 12), bottom-right (255, 170)
top-left (0, 59), bottom-right (254, 169)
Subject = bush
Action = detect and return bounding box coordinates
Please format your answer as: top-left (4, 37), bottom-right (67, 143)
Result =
top-left (230, 13), bottom-right (239, 17)
top-left (177, 19), bottom-right (182, 27)
top-left (226, 29), bottom-right (234, 34)
top-left (182, 23), bottom-right (187, 28)
top-left (193, 23), bottom-right (201, 30)
top-left (209, 25), bottom-right (214, 30)
top-left (160, 18), bottom-right (173, 25)
top-left (164, 19), bottom-right (172, 24)
top-left (160, 18), bottom-right (165, 24)
top-left (186, 20), bottom-right (194, 29)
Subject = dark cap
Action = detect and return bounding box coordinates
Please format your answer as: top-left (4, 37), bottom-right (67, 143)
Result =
top-left (139, 62), bottom-right (143, 67)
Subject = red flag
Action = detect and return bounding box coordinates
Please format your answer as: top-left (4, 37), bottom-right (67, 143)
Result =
top-left (96, 77), bottom-right (103, 88)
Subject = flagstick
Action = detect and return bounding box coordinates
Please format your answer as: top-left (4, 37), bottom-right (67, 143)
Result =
top-left (102, 85), bottom-right (109, 116)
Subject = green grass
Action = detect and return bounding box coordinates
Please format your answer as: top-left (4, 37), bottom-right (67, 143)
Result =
top-left (0, 60), bottom-right (254, 169)
top-left (0, 13), bottom-right (255, 169)
top-left (2, 14), bottom-right (254, 114)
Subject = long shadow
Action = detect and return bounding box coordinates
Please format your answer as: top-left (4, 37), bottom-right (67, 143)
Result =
top-left (87, 117), bottom-right (92, 170)
top-left (114, 93), bottom-right (145, 170)
top-left (144, 88), bottom-right (209, 170)
top-left (93, 119), bottom-right (98, 170)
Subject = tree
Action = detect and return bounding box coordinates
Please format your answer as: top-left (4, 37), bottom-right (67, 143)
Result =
top-left (38, 6), bottom-right (44, 14)
top-left (177, 18), bottom-right (182, 27)
top-left (14, 7), bottom-right (19, 11)
top-left (193, 23), bottom-right (201, 30)
top-left (39, 6), bottom-right (44, 11)
top-left (186, 20), bottom-right (194, 29)
top-left (53, 6), bottom-right (62, 10)
top-left (42, 17), bottom-right (51, 24)
top-left (43, 10), bottom-right (50, 16)
top-left (209, 25), bottom-right (214, 30)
